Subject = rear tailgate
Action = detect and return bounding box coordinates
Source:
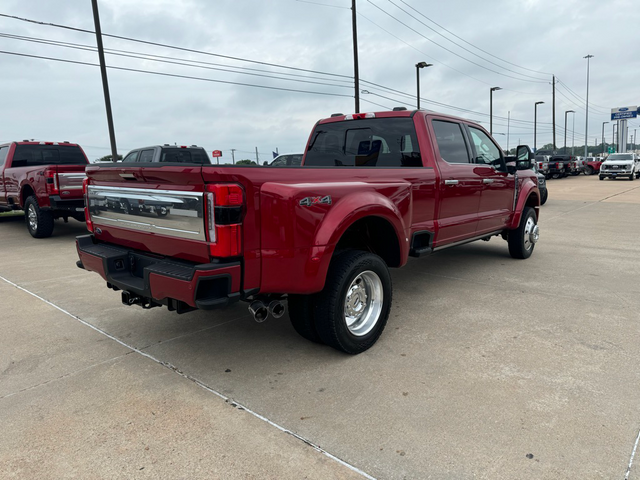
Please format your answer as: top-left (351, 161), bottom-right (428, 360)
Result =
top-left (55, 165), bottom-right (86, 199)
top-left (85, 165), bottom-right (211, 263)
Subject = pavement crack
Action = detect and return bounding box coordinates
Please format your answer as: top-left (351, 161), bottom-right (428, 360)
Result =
top-left (0, 352), bottom-right (134, 400)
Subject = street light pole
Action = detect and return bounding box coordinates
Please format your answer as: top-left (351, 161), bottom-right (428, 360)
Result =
top-left (564, 110), bottom-right (574, 154)
top-left (489, 87), bottom-right (501, 135)
top-left (351, 0), bottom-right (360, 113)
top-left (534, 101), bottom-right (544, 151)
top-left (415, 62), bottom-right (432, 110)
top-left (572, 113), bottom-right (575, 156)
top-left (602, 121), bottom-right (609, 156)
top-left (583, 54), bottom-right (594, 159)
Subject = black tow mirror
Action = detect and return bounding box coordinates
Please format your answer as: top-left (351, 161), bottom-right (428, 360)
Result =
top-left (515, 144), bottom-right (534, 170)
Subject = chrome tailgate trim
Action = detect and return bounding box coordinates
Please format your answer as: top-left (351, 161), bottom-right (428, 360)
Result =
top-left (87, 185), bottom-right (205, 241)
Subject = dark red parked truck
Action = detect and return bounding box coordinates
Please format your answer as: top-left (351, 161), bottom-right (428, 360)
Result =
top-left (76, 110), bottom-right (540, 354)
top-left (0, 141), bottom-right (88, 237)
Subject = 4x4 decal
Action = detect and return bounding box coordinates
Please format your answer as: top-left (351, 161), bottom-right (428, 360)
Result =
top-left (299, 195), bottom-right (332, 207)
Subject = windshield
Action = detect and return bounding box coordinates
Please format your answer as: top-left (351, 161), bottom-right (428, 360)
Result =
top-left (607, 154), bottom-right (633, 160)
top-left (12, 144), bottom-right (87, 167)
top-left (304, 118), bottom-right (422, 167)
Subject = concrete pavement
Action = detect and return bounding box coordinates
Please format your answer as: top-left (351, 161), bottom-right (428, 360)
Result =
top-left (1, 174), bottom-right (640, 479)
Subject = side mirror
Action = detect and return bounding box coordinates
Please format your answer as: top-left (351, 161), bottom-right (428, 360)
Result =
top-left (515, 144), bottom-right (534, 170)
top-left (506, 162), bottom-right (517, 174)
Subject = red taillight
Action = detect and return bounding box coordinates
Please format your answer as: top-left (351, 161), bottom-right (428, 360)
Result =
top-left (205, 184), bottom-right (244, 258)
top-left (83, 177), bottom-right (93, 233)
top-left (45, 169), bottom-right (59, 195)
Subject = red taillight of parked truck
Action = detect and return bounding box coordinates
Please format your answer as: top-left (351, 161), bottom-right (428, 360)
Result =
top-left (82, 177), bottom-right (93, 233)
top-left (204, 184), bottom-right (244, 258)
top-left (45, 168), bottom-right (59, 195)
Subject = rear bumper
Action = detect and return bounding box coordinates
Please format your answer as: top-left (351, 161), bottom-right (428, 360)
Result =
top-left (49, 196), bottom-right (85, 212)
top-left (75, 234), bottom-right (242, 311)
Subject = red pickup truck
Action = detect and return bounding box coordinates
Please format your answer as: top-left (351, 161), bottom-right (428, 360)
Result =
top-left (0, 141), bottom-right (88, 237)
top-left (76, 110), bottom-right (540, 354)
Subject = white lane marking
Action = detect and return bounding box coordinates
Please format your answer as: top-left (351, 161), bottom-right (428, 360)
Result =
top-left (0, 274), bottom-right (376, 480)
top-left (625, 428), bottom-right (640, 480)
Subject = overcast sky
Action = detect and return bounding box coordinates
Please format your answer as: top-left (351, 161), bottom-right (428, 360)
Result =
top-left (1, 0), bottom-right (638, 162)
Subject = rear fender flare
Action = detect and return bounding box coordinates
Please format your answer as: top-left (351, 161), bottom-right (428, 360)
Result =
top-left (307, 191), bottom-right (409, 285)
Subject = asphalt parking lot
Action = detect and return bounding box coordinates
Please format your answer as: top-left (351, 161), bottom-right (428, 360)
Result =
top-left (1, 174), bottom-right (640, 479)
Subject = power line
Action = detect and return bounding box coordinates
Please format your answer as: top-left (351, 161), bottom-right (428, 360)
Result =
top-left (0, 31), bottom-right (355, 85)
top-left (556, 78), bottom-right (609, 111)
top-left (365, 0), bottom-right (548, 84)
top-left (395, 0), bottom-right (553, 77)
top-left (0, 49), bottom-right (354, 98)
top-left (0, 12), bottom-right (353, 79)
top-left (384, 0), bottom-right (548, 81)
top-left (0, 32), bottom-right (354, 89)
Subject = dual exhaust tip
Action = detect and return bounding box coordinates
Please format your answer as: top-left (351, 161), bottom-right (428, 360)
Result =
top-left (249, 300), bottom-right (285, 323)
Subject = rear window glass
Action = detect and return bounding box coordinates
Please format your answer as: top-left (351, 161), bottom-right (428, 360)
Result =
top-left (160, 148), bottom-right (210, 164)
top-left (304, 118), bottom-right (422, 167)
top-left (11, 144), bottom-right (87, 167)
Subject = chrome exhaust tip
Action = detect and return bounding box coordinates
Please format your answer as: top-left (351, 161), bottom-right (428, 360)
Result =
top-left (268, 300), bottom-right (286, 319)
top-left (249, 301), bottom-right (269, 323)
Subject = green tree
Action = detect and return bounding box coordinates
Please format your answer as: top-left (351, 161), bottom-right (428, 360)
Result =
top-left (96, 154), bottom-right (123, 162)
top-left (236, 159), bottom-right (257, 165)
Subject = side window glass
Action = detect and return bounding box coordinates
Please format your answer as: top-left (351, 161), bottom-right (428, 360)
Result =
top-left (432, 120), bottom-right (470, 164)
top-left (123, 151), bottom-right (140, 162)
top-left (0, 146), bottom-right (8, 166)
top-left (469, 127), bottom-right (502, 167)
top-left (138, 149), bottom-right (155, 163)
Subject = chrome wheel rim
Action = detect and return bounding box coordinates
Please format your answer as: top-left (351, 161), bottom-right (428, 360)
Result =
top-left (524, 217), bottom-right (538, 250)
top-left (27, 204), bottom-right (37, 231)
top-left (344, 270), bottom-right (383, 337)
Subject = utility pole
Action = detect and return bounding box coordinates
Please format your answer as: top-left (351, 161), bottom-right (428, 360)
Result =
top-left (602, 121), bottom-right (608, 156)
top-left (351, 0), bottom-right (360, 113)
top-left (230, 148), bottom-right (236, 164)
top-left (255, 147), bottom-right (259, 164)
top-left (91, 0), bottom-right (118, 162)
top-left (552, 75), bottom-right (556, 151)
top-left (583, 54), bottom-right (594, 159)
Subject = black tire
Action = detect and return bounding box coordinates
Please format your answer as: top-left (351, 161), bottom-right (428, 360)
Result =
top-left (288, 294), bottom-right (323, 344)
top-left (24, 196), bottom-right (54, 238)
top-left (540, 188), bottom-right (548, 205)
top-left (507, 206), bottom-right (538, 259)
top-left (630, 174), bottom-right (635, 181)
top-left (314, 251), bottom-right (392, 355)
top-left (599, 176), bottom-right (604, 181)
top-left (551, 173), bottom-right (561, 179)
top-left (585, 166), bottom-right (593, 175)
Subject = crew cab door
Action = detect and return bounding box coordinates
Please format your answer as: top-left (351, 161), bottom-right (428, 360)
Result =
top-left (0, 145), bottom-right (9, 205)
top-left (465, 125), bottom-right (515, 234)
top-left (430, 118), bottom-right (482, 245)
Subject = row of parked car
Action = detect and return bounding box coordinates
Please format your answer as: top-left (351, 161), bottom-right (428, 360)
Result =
top-left (533, 152), bottom-right (640, 181)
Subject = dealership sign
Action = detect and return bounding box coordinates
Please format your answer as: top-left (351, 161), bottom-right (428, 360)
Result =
top-left (611, 106), bottom-right (638, 120)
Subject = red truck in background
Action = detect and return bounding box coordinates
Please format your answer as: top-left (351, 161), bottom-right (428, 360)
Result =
top-left (0, 141), bottom-right (88, 237)
top-left (76, 110), bottom-right (540, 354)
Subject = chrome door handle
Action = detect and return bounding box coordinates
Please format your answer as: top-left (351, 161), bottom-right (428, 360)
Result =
top-left (483, 179), bottom-right (494, 184)
top-left (444, 180), bottom-right (459, 186)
